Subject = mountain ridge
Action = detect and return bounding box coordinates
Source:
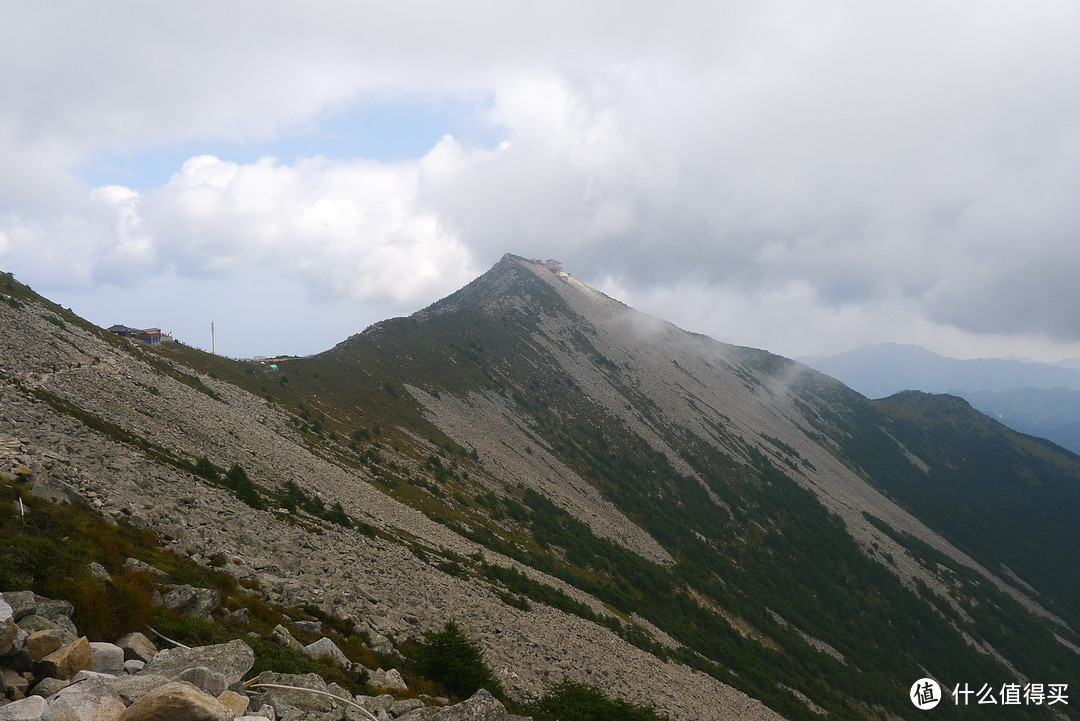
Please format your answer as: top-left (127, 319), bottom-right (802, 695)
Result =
top-left (3, 261), bottom-right (1079, 720)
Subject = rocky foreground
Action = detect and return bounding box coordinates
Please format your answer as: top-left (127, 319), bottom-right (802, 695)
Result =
top-left (1, 585), bottom-right (523, 721)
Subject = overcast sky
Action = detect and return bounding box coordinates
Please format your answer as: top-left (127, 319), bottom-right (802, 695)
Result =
top-left (3, 2), bottom-right (1080, 362)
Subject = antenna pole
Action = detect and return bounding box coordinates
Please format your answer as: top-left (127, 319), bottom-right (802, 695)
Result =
top-left (211, 321), bottom-right (215, 355)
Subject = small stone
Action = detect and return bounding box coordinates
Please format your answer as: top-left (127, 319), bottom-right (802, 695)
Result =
top-left (87, 562), bottom-right (111, 582)
top-left (178, 667), bottom-right (227, 697)
top-left (269, 625), bottom-right (303, 653)
top-left (216, 689), bottom-right (249, 718)
top-left (389, 698), bottom-right (426, 717)
top-left (225, 607), bottom-right (250, 624)
top-left (370, 668), bottom-right (407, 691)
top-left (116, 632), bottom-right (157, 663)
top-left (123, 660), bottom-right (145, 675)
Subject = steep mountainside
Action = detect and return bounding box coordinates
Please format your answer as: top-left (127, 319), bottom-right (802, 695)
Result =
top-left (2, 257), bottom-right (1078, 720)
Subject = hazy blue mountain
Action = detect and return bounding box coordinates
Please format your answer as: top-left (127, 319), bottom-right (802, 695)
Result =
top-left (963, 387), bottom-right (1080, 456)
top-left (802, 343), bottom-right (1080, 454)
top-left (800, 343), bottom-right (1080, 398)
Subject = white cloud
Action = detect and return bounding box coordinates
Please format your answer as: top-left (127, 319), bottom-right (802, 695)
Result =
top-left (4, 1), bottom-right (1080, 359)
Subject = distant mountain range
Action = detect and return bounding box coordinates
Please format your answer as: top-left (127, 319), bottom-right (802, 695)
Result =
top-left (802, 343), bottom-right (1080, 455)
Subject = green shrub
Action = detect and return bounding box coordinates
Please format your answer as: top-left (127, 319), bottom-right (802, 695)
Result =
top-left (223, 463), bottom-right (265, 509)
top-left (411, 620), bottom-right (503, 701)
top-left (529, 680), bottom-right (666, 721)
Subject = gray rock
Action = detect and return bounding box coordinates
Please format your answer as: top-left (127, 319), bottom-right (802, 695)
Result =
top-left (86, 562), bottom-right (111, 582)
top-left (14, 618), bottom-right (75, 647)
top-left (270, 626), bottom-right (303, 654)
top-left (30, 597), bottom-right (72, 625)
top-left (1, 594), bottom-right (35, 624)
top-left (1, 601), bottom-right (17, 657)
top-left (122, 559), bottom-right (170, 583)
top-left (0, 695), bottom-right (46, 721)
top-left (225, 607), bottom-right (250, 624)
top-left (251, 672), bottom-right (335, 716)
top-left (27, 677), bottom-right (69, 699)
top-left (396, 709), bottom-right (438, 721)
top-left (369, 668), bottom-right (407, 691)
top-left (430, 690), bottom-right (507, 721)
top-left (302, 638), bottom-right (350, 668)
top-left (115, 632), bottom-right (157, 664)
top-left (160, 586), bottom-right (221, 620)
top-left (123, 660), bottom-right (145, 675)
top-left (90, 642), bottom-right (125, 676)
top-left (178, 667), bottom-right (227, 698)
top-left (389, 698), bottom-right (426, 717)
top-left (366, 634), bottom-right (395, 657)
top-left (5, 648), bottom-right (35, 675)
top-left (40, 676), bottom-right (126, 720)
top-left (139, 640), bottom-right (253, 690)
top-left (292, 621), bottom-right (322, 636)
top-left (101, 674), bottom-right (171, 705)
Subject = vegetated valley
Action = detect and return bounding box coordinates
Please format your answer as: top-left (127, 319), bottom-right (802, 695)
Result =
top-left (1, 254), bottom-right (1078, 720)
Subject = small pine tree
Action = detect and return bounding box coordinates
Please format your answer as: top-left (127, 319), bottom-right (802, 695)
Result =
top-left (412, 620), bottom-right (503, 701)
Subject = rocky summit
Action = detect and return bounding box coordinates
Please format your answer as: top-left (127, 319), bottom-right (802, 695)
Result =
top-left (1, 257), bottom-right (1079, 720)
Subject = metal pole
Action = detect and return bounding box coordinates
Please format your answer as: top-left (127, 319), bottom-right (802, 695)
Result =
top-left (211, 321), bottom-right (215, 355)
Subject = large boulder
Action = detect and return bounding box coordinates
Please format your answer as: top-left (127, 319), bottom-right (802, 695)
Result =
top-left (0, 695), bottom-right (46, 721)
top-left (138, 640), bottom-right (253, 690)
top-left (39, 676), bottom-right (126, 721)
top-left (430, 690), bottom-right (508, 721)
top-left (116, 681), bottom-right (232, 721)
top-left (302, 637), bottom-right (350, 669)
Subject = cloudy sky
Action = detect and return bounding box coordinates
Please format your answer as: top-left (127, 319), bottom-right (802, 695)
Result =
top-left (3, 1), bottom-right (1080, 362)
